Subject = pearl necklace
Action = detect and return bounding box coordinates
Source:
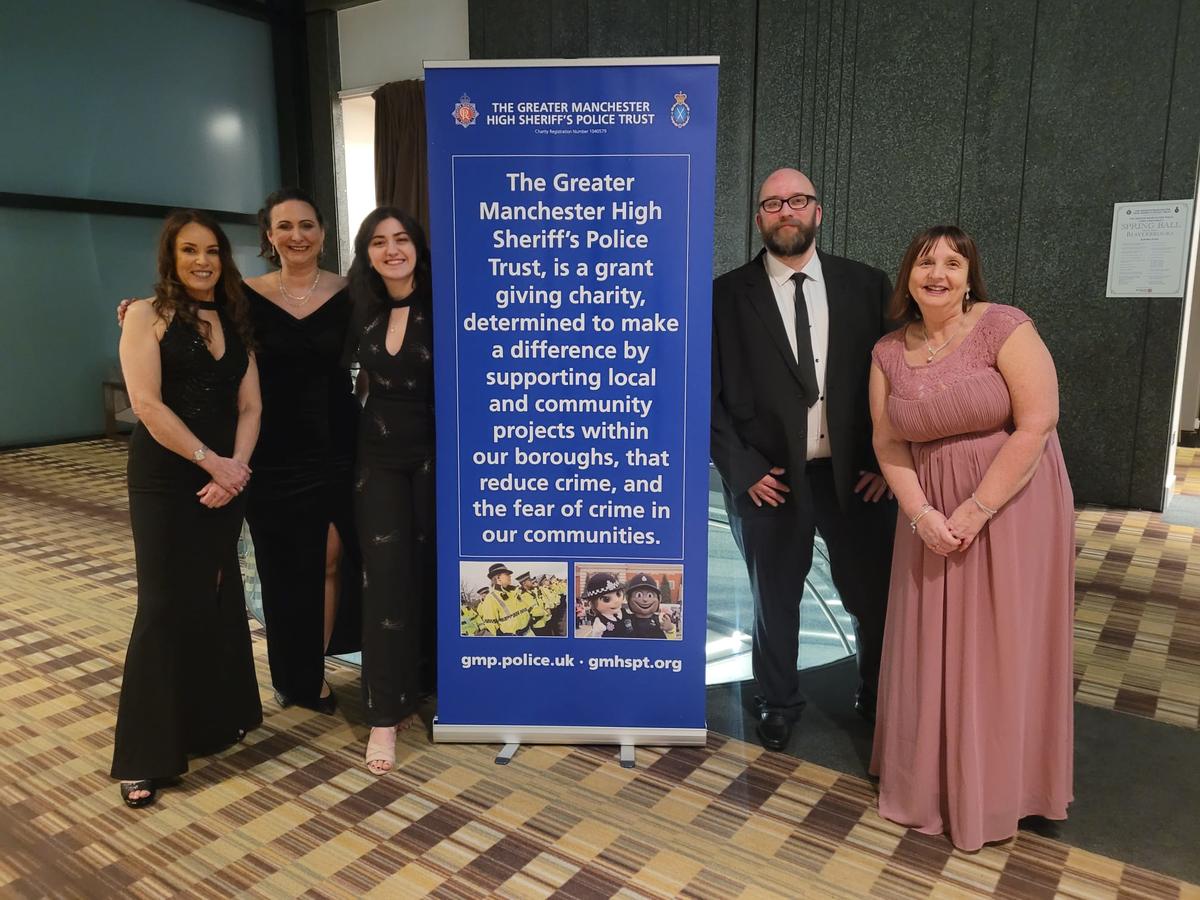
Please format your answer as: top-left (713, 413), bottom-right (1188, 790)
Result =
top-left (278, 269), bottom-right (320, 305)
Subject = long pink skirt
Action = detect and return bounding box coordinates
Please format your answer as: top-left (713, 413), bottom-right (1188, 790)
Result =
top-left (870, 431), bottom-right (1075, 851)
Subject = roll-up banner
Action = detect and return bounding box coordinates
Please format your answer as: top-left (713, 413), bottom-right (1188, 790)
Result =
top-left (425, 58), bottom-right (718, 746)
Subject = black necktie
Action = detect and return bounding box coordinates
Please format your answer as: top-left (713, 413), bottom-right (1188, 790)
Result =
top-left (790, 272), bottom-right (819, 408)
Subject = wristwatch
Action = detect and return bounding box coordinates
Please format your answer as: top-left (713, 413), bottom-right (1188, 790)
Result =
top-left (192, 445), bottom-right (209, 463)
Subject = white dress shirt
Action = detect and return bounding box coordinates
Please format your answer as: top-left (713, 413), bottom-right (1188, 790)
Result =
top-left (763, 250), bottom-right (830, 460)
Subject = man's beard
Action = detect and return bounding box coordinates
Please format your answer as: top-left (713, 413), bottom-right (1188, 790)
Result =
top-left (762, 219), bottom-right (816, 257)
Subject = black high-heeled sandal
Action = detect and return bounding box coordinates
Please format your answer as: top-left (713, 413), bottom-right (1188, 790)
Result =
top-left (313, 681), bottom-right (337, 715)
top-left (120, 779), bottom-right (158, 809)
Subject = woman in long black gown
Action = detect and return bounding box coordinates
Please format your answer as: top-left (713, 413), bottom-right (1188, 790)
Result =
top-left (344, 207), bottom-right (436, 775)
top-left (113, 211), bottom-right (262, 807)
top-left (242, 188), bottom-right (362, 712)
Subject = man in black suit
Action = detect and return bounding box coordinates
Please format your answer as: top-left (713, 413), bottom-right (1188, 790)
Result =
top-left (711, 167), bottom-right (896, 751)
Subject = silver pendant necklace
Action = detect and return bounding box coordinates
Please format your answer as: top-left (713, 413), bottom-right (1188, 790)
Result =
top-left (920, 321), bottom-right (961, 363)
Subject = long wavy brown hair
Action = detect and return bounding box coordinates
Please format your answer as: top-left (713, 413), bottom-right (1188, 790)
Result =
top-left (887, 224), bottom-right (991, 324)
top-left (153, 210), bottom-right (253, 348)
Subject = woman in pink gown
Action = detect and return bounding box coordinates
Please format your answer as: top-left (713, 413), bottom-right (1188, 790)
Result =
top-left (868, 225), bottom-right (1074, 851)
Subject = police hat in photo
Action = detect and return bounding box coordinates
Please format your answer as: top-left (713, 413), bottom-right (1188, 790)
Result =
top-left (516, 571), bottom-right (532, 583)
top-left (476, 586), bottom-right (489, 596)
top-left (625, 573), bottom-right (660, 595)
top-left (487, 563), bottom-right (512, 579)
top-left (580, 572), bottom-right (623, 600)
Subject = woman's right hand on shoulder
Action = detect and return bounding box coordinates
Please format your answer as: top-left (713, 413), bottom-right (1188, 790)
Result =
top-left (116, 297), bottom-right (150, 327)
top-left (915, 509), bottom-right (961, 557)
top-left (199, 454), bottom-right (251, 494)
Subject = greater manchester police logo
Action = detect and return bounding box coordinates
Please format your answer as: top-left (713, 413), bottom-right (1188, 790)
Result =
top-left (670, 91), bottom-right (690, 128)
top-left (453, 94), bottom-right (479, 128)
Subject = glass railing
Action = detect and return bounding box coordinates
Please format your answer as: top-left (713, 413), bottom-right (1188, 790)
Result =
top-left (704, 466), bottom-right (855, 686)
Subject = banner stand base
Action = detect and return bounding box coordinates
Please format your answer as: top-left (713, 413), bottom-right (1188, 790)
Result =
top-left (433, 719), bottom-right (708, 750)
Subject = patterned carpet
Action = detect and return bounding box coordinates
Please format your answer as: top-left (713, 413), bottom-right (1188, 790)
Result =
top-left (1, 440), bottom-right (1197, 898)
top-left (1174, 447), bottom-right (1200, 497)
top-left (1072, 448), bottom-right (1200, 729)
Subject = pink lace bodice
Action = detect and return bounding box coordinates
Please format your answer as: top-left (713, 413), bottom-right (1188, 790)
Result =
top-left (871, 304), bottom-right (1032, 444)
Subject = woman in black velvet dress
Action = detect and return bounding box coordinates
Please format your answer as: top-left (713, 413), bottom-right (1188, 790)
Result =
top-left (344, 207), bottom-right (436, 775)
top-left (241, 188), bottom-right (362, 712)
top-left (113, 211), bottom-right (262, 807)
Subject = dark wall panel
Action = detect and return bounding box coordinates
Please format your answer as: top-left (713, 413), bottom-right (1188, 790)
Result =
top-left (1162, 0), bottom-right (1200, 199)
top-left (467, 0), bottom-right (1200, 509)
top-left (472, 0), bottom-right (588, 57)
top-left (753, 1), bottom-right (808, 195)
top-left (1016, 0), bottom-right (1180, 506)
top-left (709, 3), bottom-right (760, 278)
top-left (957, 0), bottom-right (1036, 305)
top-left (844, 1), bottom-right (972, 274)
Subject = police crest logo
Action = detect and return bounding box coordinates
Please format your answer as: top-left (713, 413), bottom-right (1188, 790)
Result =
top-left (453, 94), bottom-right (479, 128)
top-left (670, 91), bottom-right (690, 128)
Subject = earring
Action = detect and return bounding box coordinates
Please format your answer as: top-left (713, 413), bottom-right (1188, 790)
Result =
top-left (964, 288), bottom-right (971, 308)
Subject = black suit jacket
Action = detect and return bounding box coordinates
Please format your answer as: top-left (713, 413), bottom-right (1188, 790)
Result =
top-left (711, 248), bottom-right (893, 516)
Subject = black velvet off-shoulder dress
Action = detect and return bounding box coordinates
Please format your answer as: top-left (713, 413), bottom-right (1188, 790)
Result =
top-left (243, 284), bottom-right (362, 708)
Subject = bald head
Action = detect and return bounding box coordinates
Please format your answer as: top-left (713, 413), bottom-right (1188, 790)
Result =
top-left (756, 168), bottom-right (822, 263)
top-left (757, 168), bottom-right (817, 205)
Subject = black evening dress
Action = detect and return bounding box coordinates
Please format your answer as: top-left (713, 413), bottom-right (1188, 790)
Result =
top-left (243, 284), bottom-right (362, 708)
top-left (353, 289), bottom-right (436, 727)
top-left (111, 305), bottom-right (262, 781)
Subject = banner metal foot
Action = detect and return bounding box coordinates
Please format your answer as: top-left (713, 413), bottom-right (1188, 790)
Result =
top-left (495, 742), bottom-right (520, 765)
top-left (619, 744), bottom-right (636, 768)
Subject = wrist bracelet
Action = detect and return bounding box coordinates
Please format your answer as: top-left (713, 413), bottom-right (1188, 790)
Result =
top-left (910, 504), bottom-right (934, 532)
top-left (970, 493), bottom-right (997, 518)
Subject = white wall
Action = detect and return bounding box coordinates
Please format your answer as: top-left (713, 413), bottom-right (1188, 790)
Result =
top-left (338, 0), bottom-right (470, 90)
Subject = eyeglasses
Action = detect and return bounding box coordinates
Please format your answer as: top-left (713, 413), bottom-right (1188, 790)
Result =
top-left (759, 193), bottom-right (817, 213)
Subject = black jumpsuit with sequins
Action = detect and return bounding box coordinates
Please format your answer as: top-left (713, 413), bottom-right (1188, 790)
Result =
top-left (111, 308), bottom-right (262, 780)
top-left (354, 289), bottom-right (436, 726)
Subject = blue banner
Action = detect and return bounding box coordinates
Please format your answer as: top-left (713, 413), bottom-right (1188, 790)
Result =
top-left (425, 59), bottom-right (718, 739)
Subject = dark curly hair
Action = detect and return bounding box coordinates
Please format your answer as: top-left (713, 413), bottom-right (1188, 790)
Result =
top-left (888, 224), bottom-right (990, 324)
top-left (153, 210), bottom-right (253, 349)
top-left (257, 187), bottom-right (325, 266)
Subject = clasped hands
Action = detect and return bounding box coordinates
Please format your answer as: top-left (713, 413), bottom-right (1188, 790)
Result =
top-left (196, 456), bottom-right (251, 509)
top-left (915, 498), bottom-right (991, 556)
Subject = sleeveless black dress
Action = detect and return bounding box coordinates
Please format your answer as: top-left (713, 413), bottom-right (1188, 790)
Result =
top-left (111, 305), bottom-right (262, 780)
top-left (244, 285), bottom-right (362, 707)
top-left (353, 290), bottom-right (436, 726)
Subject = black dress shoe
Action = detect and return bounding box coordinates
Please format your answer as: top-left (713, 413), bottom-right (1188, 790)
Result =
top-left (756, 710), bottom-right (792, 751)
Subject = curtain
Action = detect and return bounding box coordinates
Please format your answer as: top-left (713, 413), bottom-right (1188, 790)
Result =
top-left (372, 79), bottom-right (429, 237)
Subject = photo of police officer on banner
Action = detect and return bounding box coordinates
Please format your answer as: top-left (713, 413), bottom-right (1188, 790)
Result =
top-left (459, 561), bottom-right (569, 636)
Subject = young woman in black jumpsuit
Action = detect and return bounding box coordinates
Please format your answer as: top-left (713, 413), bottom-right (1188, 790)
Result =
top-left (113, 211), bottom-right (262, 807)
top-left (344, 207), bottom-right (436, 775)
